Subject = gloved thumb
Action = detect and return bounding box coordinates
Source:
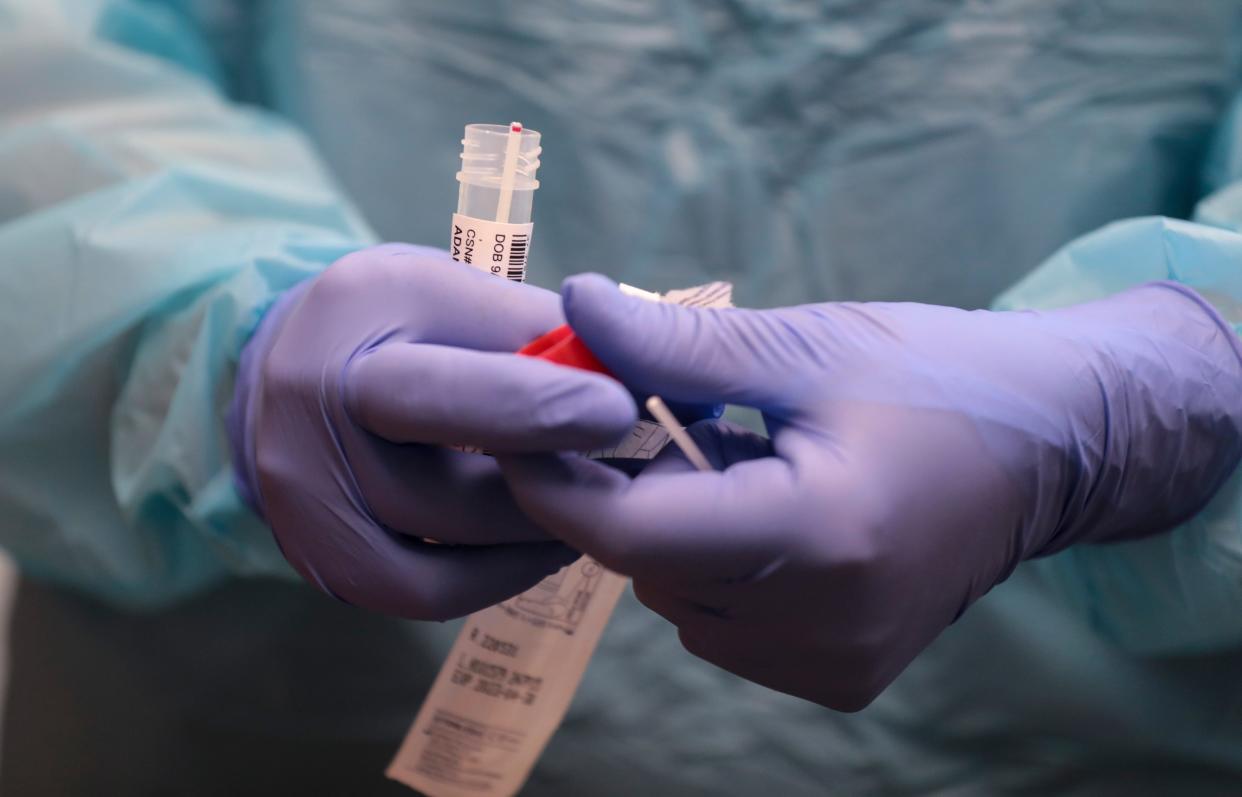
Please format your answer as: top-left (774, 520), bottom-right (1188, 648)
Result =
top-left (561, 273), bottom-right (795, 409)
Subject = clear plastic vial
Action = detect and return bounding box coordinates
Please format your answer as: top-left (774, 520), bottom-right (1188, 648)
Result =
top-left (456, 123), bottom-right (541, 223)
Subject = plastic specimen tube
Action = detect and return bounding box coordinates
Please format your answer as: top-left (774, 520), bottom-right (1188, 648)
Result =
top-left (389, 123), bottom-right (627, 797)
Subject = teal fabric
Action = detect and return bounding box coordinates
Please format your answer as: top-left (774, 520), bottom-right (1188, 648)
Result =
top-left (2, 1), bottom-right (1242, 795)
top-left (0, 1), bottom-right (375, 606)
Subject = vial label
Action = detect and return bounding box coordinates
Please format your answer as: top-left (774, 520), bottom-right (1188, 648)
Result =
top-left (450, 213), bottom-right (534, 282)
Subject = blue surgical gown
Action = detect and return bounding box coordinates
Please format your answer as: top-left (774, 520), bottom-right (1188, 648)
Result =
top-left (1, 1), bottom-right (1241, 795)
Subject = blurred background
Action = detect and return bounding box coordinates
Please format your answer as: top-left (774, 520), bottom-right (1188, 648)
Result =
top-left (3, 2), bottom-right (1242, 796)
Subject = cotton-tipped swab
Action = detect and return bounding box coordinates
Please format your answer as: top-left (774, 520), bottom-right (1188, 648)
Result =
top-left (646, 395), bottom-right (714, 472)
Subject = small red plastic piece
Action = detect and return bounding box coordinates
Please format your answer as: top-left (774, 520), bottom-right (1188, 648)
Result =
top-left (517, 324), bottom-right (613, 376)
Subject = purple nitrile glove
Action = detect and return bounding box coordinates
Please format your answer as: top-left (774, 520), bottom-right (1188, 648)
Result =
top-left (228, 246), bottom-right (636, 620)
top-left (499, 274), bottom-right (1242, 710)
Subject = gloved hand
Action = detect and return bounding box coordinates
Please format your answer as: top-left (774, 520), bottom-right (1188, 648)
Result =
top-left (500, 274), bottom-right (1242, 709)
top-left (228, 246), bottom-right (636, 620)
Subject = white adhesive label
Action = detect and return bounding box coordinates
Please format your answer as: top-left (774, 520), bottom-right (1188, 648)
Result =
top-left (387, 562), bottom-right (628, 797)
top-left (450, 213), bottom-right (533, 282)
top-left (388, 425), bottom-right (669, 797)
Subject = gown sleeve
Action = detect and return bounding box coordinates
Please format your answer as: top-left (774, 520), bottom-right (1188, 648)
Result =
top-left (991, 89), bottom-right (1242, 653)
top-left (0, 1), bottom-right (375, 607)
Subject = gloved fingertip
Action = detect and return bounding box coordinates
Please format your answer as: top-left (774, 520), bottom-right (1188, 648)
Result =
top-left (561, 272), bottom-right (617, 303)
top-left (561, 273), bottom-right (630, 334)
top-left (590, 375), bottom-right (642, 435)
top-left (525, 365), bottom-right (637, 448)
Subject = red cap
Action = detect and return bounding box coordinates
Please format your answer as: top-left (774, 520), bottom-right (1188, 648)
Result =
top-left (517, 324), bottom-right (613, 376)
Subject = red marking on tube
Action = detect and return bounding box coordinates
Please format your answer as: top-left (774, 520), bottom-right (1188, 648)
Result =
top-left (510, 122), bottom-right (523, 133)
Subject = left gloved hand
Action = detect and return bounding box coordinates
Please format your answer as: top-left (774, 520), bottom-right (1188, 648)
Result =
top-left (229, 247), bottom-right (636, 620)
top-left (500, 274), bottom-right (1242, 710)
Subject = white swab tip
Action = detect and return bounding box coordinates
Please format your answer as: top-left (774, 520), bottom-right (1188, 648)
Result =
top-left (645, 396), bottom-right (715, 473)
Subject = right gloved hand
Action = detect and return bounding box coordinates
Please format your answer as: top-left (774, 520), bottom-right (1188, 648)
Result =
top-left (500, 273), bottom-right (1242, 709)
top-left (228, 245), bottom-right (636, 620)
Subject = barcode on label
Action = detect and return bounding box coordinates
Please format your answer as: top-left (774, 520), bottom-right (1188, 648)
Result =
top-left (507, 234), bottom-right (528, 282)
top-left (449, 214), bottom-right (533, 284)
